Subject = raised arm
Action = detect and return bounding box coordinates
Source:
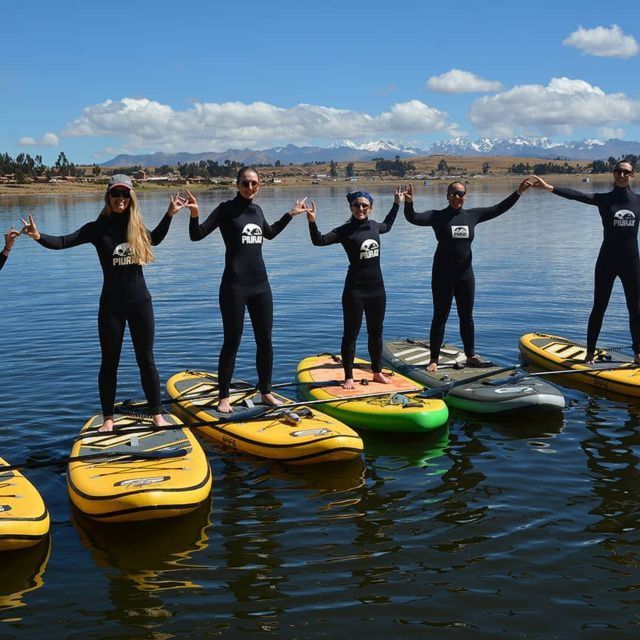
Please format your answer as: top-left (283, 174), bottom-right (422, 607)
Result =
top-left (472, 180), bottom-right (532, 224)
top-left (0, 226), bottom-right (19, 270)
top-left (306, 203), bottom-right (341, 246)
top-left (262, 198), bottom-right (310, 240)
top-left (403, 183), bottom-right (438, 226)
top-left (531, 175), bottom-right (599, 205)
top-left (148, 192), bottom-right (187, 246)
top-left (21, 213), bottom-right (95, 249)
top-left (379, 187), bottom-right (402, 234)
top-left (188, 192), bottom-right (224, 241)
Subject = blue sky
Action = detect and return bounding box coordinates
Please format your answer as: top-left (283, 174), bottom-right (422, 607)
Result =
top-left (3, 0), bottom-right (640, 164)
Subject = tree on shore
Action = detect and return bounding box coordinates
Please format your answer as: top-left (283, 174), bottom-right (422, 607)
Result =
top-left (373, 155), bottom-right (415, 177)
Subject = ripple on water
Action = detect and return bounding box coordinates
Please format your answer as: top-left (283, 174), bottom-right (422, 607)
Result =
top-left (1, 189), bottom-right (640, 637)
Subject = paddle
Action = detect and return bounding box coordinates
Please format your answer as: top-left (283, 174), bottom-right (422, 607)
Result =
top-left (91, 364), bottom-right (521, 437)
top-left (1, 448), bottom-right (189, 473)
top-left (487, 362), bottom-right (638, 386)
top-left (118, 379), bottom-right (343, 414)
top-left (182, 368), bottom-right (517, 422)
top-left (116, 366), bottom-right (517, 431)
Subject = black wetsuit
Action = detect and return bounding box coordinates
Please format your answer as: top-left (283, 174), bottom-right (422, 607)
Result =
top-left (37, 211), bottom-right (172, 416)
top-left (0, 252), bottom-right (7, 271)
top-left (189, 194), bottom-right (292, 399)
top-left (309, 203), bottom-right (398, 378)
top-left (405, 192), bottom-right (520, 362)
top-left (552, 185), bottom-right (640, 354)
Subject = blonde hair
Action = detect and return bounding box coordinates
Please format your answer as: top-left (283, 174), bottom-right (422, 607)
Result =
top-left (100, 189), bottom-right (155, 265)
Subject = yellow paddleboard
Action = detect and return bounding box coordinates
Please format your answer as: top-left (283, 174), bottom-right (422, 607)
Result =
top-left (68, 409), bottom-right (212, 523)
top-left (166, 370), bottom-right (363, 464)
top-left (0, 457), bottom-right (50, 551)
top-left (519, 332), bottom-right (640, 397)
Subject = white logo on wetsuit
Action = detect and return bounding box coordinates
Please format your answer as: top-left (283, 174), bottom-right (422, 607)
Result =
top-left (113, 242), bottom-right (134, 266)
top-left (360, 238), bottom-right (380, 259)
top-left (451, 225), bottom-right (470, 239)
top-left (614, 209), bottom-right (636, 227)
top-left (241, 223), bottom-right (263, 244)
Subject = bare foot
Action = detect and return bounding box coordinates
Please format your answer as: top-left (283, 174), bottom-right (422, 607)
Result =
top-left (152, 414), bottom-right (171, 428)
top-left (584, 352), bottom-right (595, 365)
top-left (99, 417), bottom-right (115, 433)
top-left (261, 392), bottom-right (282, 407)
top-left (217, 398), bottom-right (233, 413)
top-left (342, 378), bottom-right (356, 390)
top-left (372, 372), bottom-right (390, 384)
top-left (426, 361), bottom-right (438, 372)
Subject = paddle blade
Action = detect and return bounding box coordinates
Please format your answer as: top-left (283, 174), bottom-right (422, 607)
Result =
top-left (215, 406), bottom-right (276, 423)
top-left (419, 383), bottom-right (454, 399)
top-left (486, 372), bottom-right (528, 386)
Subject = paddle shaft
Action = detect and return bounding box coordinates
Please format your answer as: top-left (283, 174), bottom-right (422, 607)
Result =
top-left (106, 364), bottom-right (519, 434)
top-left (527, 364), bottom-right (637, 376)
top-left (123, 379), bottom-right (343, 412)
top-left (168, 369), bottom-right (513, 425)
top-left (1, 448), bottom-right (188, 472)
top-left (119, 366), bottom-right (514, 429)
top-left (489, 362), bottom-right (638, 385)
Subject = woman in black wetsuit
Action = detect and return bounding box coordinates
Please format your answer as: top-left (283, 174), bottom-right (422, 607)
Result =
top-left (0, 226), bottom-right (20, 271)
top-left (21, 174), bottom-right (185, 431)
top-left (404, 178), bottom-right (532, 372)
top-left (532, 160), bottom-right (640, 364)
top-left (187, 167), bottom-right (310, 413)
top-left (307, 189), bottom-right (401, 389)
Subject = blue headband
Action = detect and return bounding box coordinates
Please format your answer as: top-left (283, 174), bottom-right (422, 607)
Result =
top-left (346, 191), bottom-right (374, 205)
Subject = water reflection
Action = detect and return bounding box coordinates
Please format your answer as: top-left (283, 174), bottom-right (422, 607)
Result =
top-left (0, 537), bottom-right (50, 617)
top-left (363, 427), bottom-right (450, 469)
top-left (582, 400), bottom-right (640, 543)
top-left (216, 458), bottom-right (289, 614)
top-left (71, 498), bottom-right (212, 626)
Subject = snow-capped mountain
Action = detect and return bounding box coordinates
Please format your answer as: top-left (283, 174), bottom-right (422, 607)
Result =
top-left (332, 139), bottom-right (420, 154)
top-left (428, 136), bottom-right (562, 155)
top-left (102, 137), bottom-right (640, 168)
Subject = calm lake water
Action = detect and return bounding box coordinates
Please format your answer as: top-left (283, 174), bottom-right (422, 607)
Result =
top-left (1, 182), bottom-right (639, 639)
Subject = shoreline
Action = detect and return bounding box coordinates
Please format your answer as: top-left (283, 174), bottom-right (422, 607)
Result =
top-left (0, 172), bottom-right (614, 198)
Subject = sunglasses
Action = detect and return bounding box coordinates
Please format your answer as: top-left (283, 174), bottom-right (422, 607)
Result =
top-left (109, 189), bottom-right (131, 198)
top-left (448, 190), bottom-right (466, 198)
top-left (240, 180), bottom-right (259, 188)
top-left (615, 169), bottom-right (634, 176)
top-left (350, 202), bottom-right (371, 210)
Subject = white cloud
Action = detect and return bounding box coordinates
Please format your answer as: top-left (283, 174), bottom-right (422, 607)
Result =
top-left (426, 69), bottom-right (502, 94)
top-left (19, 132), bottom-right (59, 146)
top-left (563, 24), bottom-right (639, 58)
top-left (599, 127), bottom-right (625, 139)
top-left (469, 77), bottom-right (640, 137)
top-left (59, 97), bottom-right (452, 152)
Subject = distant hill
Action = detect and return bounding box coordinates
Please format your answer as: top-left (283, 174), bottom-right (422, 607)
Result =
top-left (101, 137), bottom-right (640, 168)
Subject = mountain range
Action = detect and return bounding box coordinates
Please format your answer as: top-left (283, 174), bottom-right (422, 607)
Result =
top-left (101, 137), bottom-right (640, 168)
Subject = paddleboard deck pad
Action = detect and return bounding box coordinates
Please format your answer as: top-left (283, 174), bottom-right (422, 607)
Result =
top-left (519, 332), bottom-right (640, 397)
top-left (166, 370), bottom-right (363, 464)
top-left (0, 457), bottom-right (50, 552)
top-left (383, 338), bottom-right (565, 414)
top-left (68, 409), bottom-right (212, 523)
top-left (295, 354), bottom-right (449, 432)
